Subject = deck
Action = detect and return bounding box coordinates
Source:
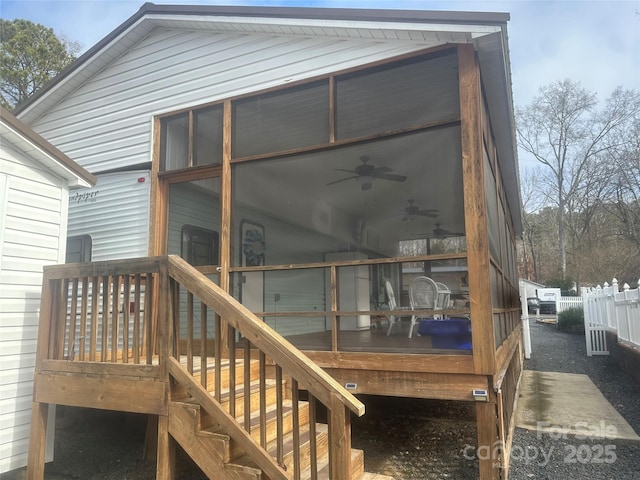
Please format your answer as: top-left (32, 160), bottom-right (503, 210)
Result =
top-left (27, 255), bottom-right (381, 480)
top-left (286, 328), bottom-right (472, 354)
top-left (26, 255), bottom-right (521, 480)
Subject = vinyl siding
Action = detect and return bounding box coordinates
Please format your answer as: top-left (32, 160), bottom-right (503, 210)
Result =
top-left (29, 28), bottom-right (432, 172)
top-left (0, 145), bottom-right (63, 473)
top-left (66, 171), bottom-right (150, 261)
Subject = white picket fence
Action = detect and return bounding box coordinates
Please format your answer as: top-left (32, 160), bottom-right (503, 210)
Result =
top-left (557, 296), bottom-right (583, 313)
top-left (582, 279), bottom-right (640, 356)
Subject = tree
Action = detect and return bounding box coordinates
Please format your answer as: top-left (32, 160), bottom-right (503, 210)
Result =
top-left (517, 80), bottom-right (640, 281)
top-left (0, 19), bottom-right (80, 110)
top-left (519, 165), bottom-right (548, 282)
top-left (606, 111), bottom-right (640, 254)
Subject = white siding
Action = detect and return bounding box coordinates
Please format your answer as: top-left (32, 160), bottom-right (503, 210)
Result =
top-left (30, 28), bottom-right (431, 172)
top-left (66, 171), bottom-right (150, 261)
top-left (0, 145), bottom-right (62, 473)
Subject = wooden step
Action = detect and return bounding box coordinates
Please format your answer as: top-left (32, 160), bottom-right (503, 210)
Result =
top-left (174, 377), bottom-right (280, 419)
top-left (168, 401), bottom-right (260, 479)
top-left (190, 358), bottom-right (262, 389)
top-left (210, 400), bottom-right (311, 459)
top-left (170, 399), bottom-right (387, 480)
top-left (260, 422), bottom-right (329, 474)
top-left (305, 448), bottom-right (365, 480)
top-left (358, 473), bottom-right (395, 480)
top-left (171, 398), bottom-right (314, 467)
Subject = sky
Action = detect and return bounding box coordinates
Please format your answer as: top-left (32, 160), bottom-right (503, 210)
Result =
top-left (1, 0), bottom-right (638, 110)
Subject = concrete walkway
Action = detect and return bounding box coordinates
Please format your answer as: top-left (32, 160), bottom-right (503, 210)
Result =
top-left (517, 370), bottom-right (640, 442)
top-left (509, 321), bottom-right (640, 479)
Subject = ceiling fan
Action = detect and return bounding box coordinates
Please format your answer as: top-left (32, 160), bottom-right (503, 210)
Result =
top-left (424, 223), bottom-right (465, 239)
top-left (399, 199), bottom-right (439, 221)
top-left (326, 155), bottom-right (407, 191)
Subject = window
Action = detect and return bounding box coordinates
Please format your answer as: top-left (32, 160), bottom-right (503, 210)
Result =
top-left (232, 81), bottom-right (330, 158)
top-left (335, 50), bottom-right (459, 139)
top-left (160, 105), bottom-right (224, 171)
top-left (66, 235), bottom-right (92, 263)
top-left (181, 225), bottom-right (219, 266)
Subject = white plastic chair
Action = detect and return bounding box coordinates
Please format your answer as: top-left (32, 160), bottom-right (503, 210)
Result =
top-left (384, 279), bottom-right (411, 336)
top-left (435, 282), bottom-right (451, 314)
top-left (408, 276), bottom-right (440, 338)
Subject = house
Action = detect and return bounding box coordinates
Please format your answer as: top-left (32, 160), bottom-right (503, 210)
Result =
top-left (15, 4), bottom-right (522, 479)
top-left (0, 107), bottom-right (95, 475)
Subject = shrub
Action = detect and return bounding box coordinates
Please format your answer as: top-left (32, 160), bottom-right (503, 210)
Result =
top-left (557, 307), bottom-right (584, 333)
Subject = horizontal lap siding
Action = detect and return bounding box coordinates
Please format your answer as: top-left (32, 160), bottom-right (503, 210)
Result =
top-left (66, 171), bottom-right (150, 261)
top-left (30, 28), bottom-right (429, 172)
top-left (0, 147), bottom-right (65, 473)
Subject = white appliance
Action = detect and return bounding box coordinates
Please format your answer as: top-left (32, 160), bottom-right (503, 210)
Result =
top-left (325, 251), bottom-right (371, 331)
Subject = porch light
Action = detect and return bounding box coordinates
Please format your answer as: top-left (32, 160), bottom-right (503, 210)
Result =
top-left (473, 389), bottom-right (488, 401)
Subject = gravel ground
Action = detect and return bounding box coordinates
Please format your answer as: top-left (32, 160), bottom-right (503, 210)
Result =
top-left (4, 321), bottom-right (639, 480)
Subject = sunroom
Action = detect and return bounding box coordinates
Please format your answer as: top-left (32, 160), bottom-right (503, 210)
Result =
top-left (155, 44), bottom-right (520, 364)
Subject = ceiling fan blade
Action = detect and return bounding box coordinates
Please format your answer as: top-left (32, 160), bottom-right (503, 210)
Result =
top-left (333, 168), bottom-right (358, 174)
top-left (371, 166), bottom-right (393, 174)
top-left (417, 211), bottom-right (439, 218)
top-left (326, 175), bottom-right (358, 185)
top-left (374, 173), bottom-right (407, 182)
top-left (436, 230), bottom-right (465, 237)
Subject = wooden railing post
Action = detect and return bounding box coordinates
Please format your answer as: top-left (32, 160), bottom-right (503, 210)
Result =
top-left (26, 273), bottom-right (56, 480)
top-left (157, 259), bottom-right (171, 378)
top-left (329, 393), bottom-right (351, 479)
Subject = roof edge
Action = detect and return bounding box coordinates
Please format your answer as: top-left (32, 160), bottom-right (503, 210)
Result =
top-left (1, 107), bottom-right (97, 186)
top-left (14, 2), bottom-right (508, 116)
top-left (137, 2), bottom-right (510, 24)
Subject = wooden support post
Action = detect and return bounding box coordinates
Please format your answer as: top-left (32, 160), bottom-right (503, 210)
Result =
top-left (26, 402), bottom-right (49, 480)
top-left (144, 414), bottom-right (159, 461)
top-left (219, 99), bottom-right (233, 356)
top-left (476, 401), bottom-right (501, 480)
top-left (156, 415), bottom-right (175, 480)
top-left (329, 393), bottom-right (351, 480)
top-left (458, 43), bottom-right (496, 375)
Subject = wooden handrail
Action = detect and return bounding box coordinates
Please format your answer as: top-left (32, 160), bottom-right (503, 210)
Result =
top-left (41, 256), bottom-right (165, 279)
top-left (167, 255), bottom-right (365, 416)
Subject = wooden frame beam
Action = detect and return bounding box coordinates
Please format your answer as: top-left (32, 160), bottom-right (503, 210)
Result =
top-left (458, 43), bottom-right (495, 375)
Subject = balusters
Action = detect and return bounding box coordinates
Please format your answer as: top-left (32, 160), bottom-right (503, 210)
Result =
top-left (215, 313), bottom-right (222, 403)
top-left (122, 275), bottom-right (130, 363)
top-left (100, 276), bottom-right (109, 362)
top-left (78, 277), bottom-right (88, 361)
top-left (243, 337), bottom-right (251, 434)
top-left (68, 279), bottom-right (78, 360)
top-left (90, 276), bottom-right (98, 361)
top-left (308, 394), bottom-right (318, 480)
top-left (228, 325), bottom-right (236, 419)
top-left (259, 351), bottom-right (267, 449)
top-left (200, 302), bottom-right (208, 389)
top-left (145, 273), bottom-right (155, 363)
top-left (275, 365), bottom-right (284, 468)
top-left (54, 279), bottom-right (69, 359)
top-left (186, 291), bottom-right (194, 374)
top-left (133, 274), bottom-right (141, 364)
top-left (291, 378), bottom-right (301, 479)
top-left (111, 275), bottom-right (120, 362)
top-left (171, 278), bottom-right (181, 362)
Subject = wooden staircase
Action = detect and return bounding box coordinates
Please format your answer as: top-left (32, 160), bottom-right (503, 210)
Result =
top-left (26, 256), bottom-right (392, 480)
top-left (167, 358), bottom-right (381, 480)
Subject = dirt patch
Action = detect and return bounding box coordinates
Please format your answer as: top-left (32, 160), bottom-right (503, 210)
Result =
top-left (4, 396), bottom-right (480, 480)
